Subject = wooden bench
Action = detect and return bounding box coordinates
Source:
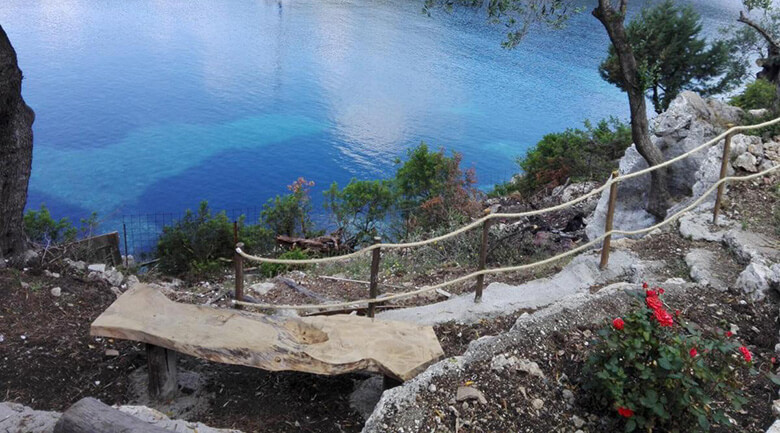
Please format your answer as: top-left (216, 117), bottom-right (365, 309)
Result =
top-left (91, 285), bottom-right (444, 399)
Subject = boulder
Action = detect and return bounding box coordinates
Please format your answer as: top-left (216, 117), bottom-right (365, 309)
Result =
top-left (685, 249), bottom-right (728, 291)
top-left (587, 92), bottom-right (740, 240)
top-left (734, 152), bottom-right (759, 173)
top-left (735, 261), bottom-right (780, 300)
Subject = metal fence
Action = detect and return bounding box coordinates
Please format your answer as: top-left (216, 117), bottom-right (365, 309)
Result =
top-left (120, 207), bottom-right (262, 260)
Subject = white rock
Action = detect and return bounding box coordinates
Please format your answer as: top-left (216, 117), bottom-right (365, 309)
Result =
top-left (456, 387), bottom-right (487, 405)
top-left (768, 419), bottom-right (780, 433)
top-left (249, 282), bottom-right (275, 295)
top-left (531, 398), bottom-right (544, 410)
top-left (490, 354), bottom-right (518, 372)
top-left (44, 270), bottom-right (60, 278)
top-left (50, 287), bottom-right (61, 297)
top-left (88, 263), bottom-right (106, 273)
top-left (516, 359), bottom-right (546, 379)
top-left (735, 261), bottom-right (779, 300)
top-left (104, 268), bottom-right (124, 286)
top-left (734, 152), bottom-right (759, 172)
top-left (748, 108), bottom-right (769, 118)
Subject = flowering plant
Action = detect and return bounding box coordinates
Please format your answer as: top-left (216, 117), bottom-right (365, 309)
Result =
top-left (584, 285), bottom-right (752, 432)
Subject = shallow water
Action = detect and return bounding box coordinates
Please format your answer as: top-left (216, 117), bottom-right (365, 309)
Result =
top-left (1, 0), bottom-right (744, 234)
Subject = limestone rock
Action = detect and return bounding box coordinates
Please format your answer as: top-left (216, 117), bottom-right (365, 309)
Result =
top-left (50, 286), bottom-right (61, 297)
top-left (516, 359), bottom-right (545, 379)
top-left (0, 402), bottom-right (60, 433)
top-left (88, 263), bottom-right (106, 273)
top-left (490, 353), bottom-right (517, 372)
top-left (685, 249), bottom-right (728, 291)
top-left (748, 108), bottom-right (769, 118)
top-left (735, 261), bottom-right (779, 300)
top-left (767, 419), bottom-right (780, 433)
top-left (249, 282), bottom-right (275, 295)
top-left (678, 212), bottom-right (732, 242)
top-left (734, 152), bottom-right (759, 173)
top-left (456, 386), bottom-right (487, 404)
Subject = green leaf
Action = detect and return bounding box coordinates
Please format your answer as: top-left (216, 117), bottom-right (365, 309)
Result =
top-left (625, 418), bottom-right (637, 432)
top-left (698, 414), bottom-right (711, 431)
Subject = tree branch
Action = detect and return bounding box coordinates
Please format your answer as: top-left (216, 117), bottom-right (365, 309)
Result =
top-left (738, 11), bottom-right (780, 51)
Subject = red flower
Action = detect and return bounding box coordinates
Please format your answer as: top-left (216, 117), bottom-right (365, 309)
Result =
top-left (642, 282), bottom-right (649, 289)
top-left (646, 296), bottom-right (663, 311)
top-left (613, 318), bottom-right (625, 331)
top-left (675, 310), bottom-right (681, 316)
top-left (772, 357), bottom-right (776, 364)
top-left (653, 308), bottom-right (674, 327)
top-left (658, 288), bottom-right (665, 294)
top-left (646, 289), bottom-right (657, 298)
top-left (689, 348), bottom-right (697, 357)
top-left (726, 331), bottom-right (733, 337)
top-left (617, 407), bottom-right (634, 418)
top-left (739, 346), bottom-right (752, 363)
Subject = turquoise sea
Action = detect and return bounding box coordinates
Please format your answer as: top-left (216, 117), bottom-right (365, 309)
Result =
top-left (0, 0), bottom-right (744, 237)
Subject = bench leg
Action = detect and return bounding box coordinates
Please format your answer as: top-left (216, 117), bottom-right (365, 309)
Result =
top-left (146, 344), bottom-right (177, 401)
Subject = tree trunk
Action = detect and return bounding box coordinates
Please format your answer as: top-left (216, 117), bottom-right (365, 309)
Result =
top-left (593, 1), bottom-right (671, 219)
top-left (0, 25), bottom-right (34, 264)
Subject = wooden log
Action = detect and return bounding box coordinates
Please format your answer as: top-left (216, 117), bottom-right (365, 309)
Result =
top-left (279, 278), bottom-right (333, 302)
top-left (91, 285), bottom-right (443, 381)
top-left (146, 344), bottom-right (177, 401)
top-left (53, 397), bottom-right (175, 433)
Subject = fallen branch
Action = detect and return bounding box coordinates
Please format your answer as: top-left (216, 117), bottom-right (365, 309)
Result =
top-left (279, 278), bottom-right (333, 302)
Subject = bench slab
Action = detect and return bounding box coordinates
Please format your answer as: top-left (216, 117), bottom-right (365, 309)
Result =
top-left (91, 285), bottom-right (444, 381)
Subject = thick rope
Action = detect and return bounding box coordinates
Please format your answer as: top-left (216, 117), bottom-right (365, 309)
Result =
top-left (238, 116), bottom-right (780, 265)
top-left (233, 164), bottom-right (780, 310)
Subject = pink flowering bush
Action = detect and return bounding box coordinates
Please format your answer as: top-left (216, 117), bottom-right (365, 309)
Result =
top-left (585, 284), bottom-right (753, 432)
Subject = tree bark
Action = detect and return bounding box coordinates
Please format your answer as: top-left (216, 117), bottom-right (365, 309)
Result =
top-left (593, 0), bottom-right (671, 219)
top-left (0, 25), bottom-right (34, 264)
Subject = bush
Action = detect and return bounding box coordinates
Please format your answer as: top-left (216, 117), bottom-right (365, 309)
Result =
top-left (262, 177), bottom-right (316, 238)
top-left (495, 118), bottom-right (631, 197)
top-left (730, 79), bottom-right (777, 111)
top-left (24, 204), bottom-right (77, 244)
top-left (394, 142), bottom-right (482, 234)
top-left (323, 178), bottom-right (394, 246)
top-left (258, 248), bottom-right (309, 278)
top-left (585, 286), bottom-right (750, 432)
top-left (157, 201), bottom-right (274, 277)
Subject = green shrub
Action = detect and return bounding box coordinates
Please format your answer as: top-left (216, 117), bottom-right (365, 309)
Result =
top-left (323, 178), bottom-right (394, 246)
top-left (585, 286), bottom-right (750, 432)
top-left (24, 204), bottom-right (78, 244)
top-left (259, 248), bottom-right (309, 278)
top-left (730, 79), bottom-right (777, 111)
top-left (262, 177), bottom-right (316, 238)
top-left (394, 142), bottom-right (481, 234)
top-left (499, 117), bottom-right (631, 197)
top-left (157, 201), bottom-right (274, 277)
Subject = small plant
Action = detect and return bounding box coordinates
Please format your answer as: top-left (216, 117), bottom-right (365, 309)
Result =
top-left (23, 204), bottom-right (77, 244)
top-left (730, 78), bottom-right (777, 111)
top-left (259, 248), bottom-right (309, 278)
top-left (585, 285), bottom-right (752, 432)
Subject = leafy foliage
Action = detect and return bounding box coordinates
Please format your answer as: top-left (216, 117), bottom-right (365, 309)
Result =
top-left (157, 201), bottom-right (274, 277)
top-left (730, 78), bottom-right (778, 110)
top-left (394, 142), bottom-right (482, 233)
top-left (585, 287), bottom-right (751, 432)
top-left (599, 0), bottom-right (741, 114)
top-left (24, 205), bottom-right (100, 246)
top-left (261, 177), bottom-right (316, 238)
top-left (258, 248), bottom-right (309, 278)
top-left (422, 0), bottom-right (582, 48)
top-left (323, 179), bottom-right (394, 246)
top-left (493, 118), bottom-right (630, 197)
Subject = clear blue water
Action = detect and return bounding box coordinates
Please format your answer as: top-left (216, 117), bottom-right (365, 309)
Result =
top-left (1, 0), bottom-right (743, 232)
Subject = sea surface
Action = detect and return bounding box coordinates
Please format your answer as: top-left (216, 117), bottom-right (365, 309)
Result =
top-left (1, 0), bottom-right (745, 243)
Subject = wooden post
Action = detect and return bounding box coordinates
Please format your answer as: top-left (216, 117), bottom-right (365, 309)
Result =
top-left (234, 241), bottom-right (244, 309)
top-left (146, 344), bottom-right (177, 401)
top-left (713, 131), bottom-right (734, 224)
top-left (599, 171), bottom-right (620, 270)
top-left (474, 216), bottom-right (491, 303)
top-left (368, 237), bottom-right (381, 318)
top-left (122, 223), bottom-right (129, 268)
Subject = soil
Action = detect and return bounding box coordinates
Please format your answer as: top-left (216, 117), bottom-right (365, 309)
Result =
top-left (0, 269), bottom-right (365, 433)
top-left (380, 286), bottom-right (780, 433)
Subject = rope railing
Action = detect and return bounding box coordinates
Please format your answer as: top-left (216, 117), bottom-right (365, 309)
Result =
top-left (233, 164), bottom-right (780, 311)
top-left (233, 116), bottom-right (780, 314)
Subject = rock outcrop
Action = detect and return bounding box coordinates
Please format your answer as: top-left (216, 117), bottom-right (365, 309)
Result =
top-left (586, 91), bottom-right (779, 241)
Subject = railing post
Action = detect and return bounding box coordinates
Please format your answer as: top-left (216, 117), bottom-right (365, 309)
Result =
top-left (122, 222), bottom-right (129, 268)
top-left (234, 241), bottom-right (244, 309)
top-left (713, 131), bottom-right (734, 224)
top-left (368, 237), bottom-right (381, 318)
top-left (599, 171), bottom-right (620, 270)
top-left (474, 215), bottom-right (491, 303)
